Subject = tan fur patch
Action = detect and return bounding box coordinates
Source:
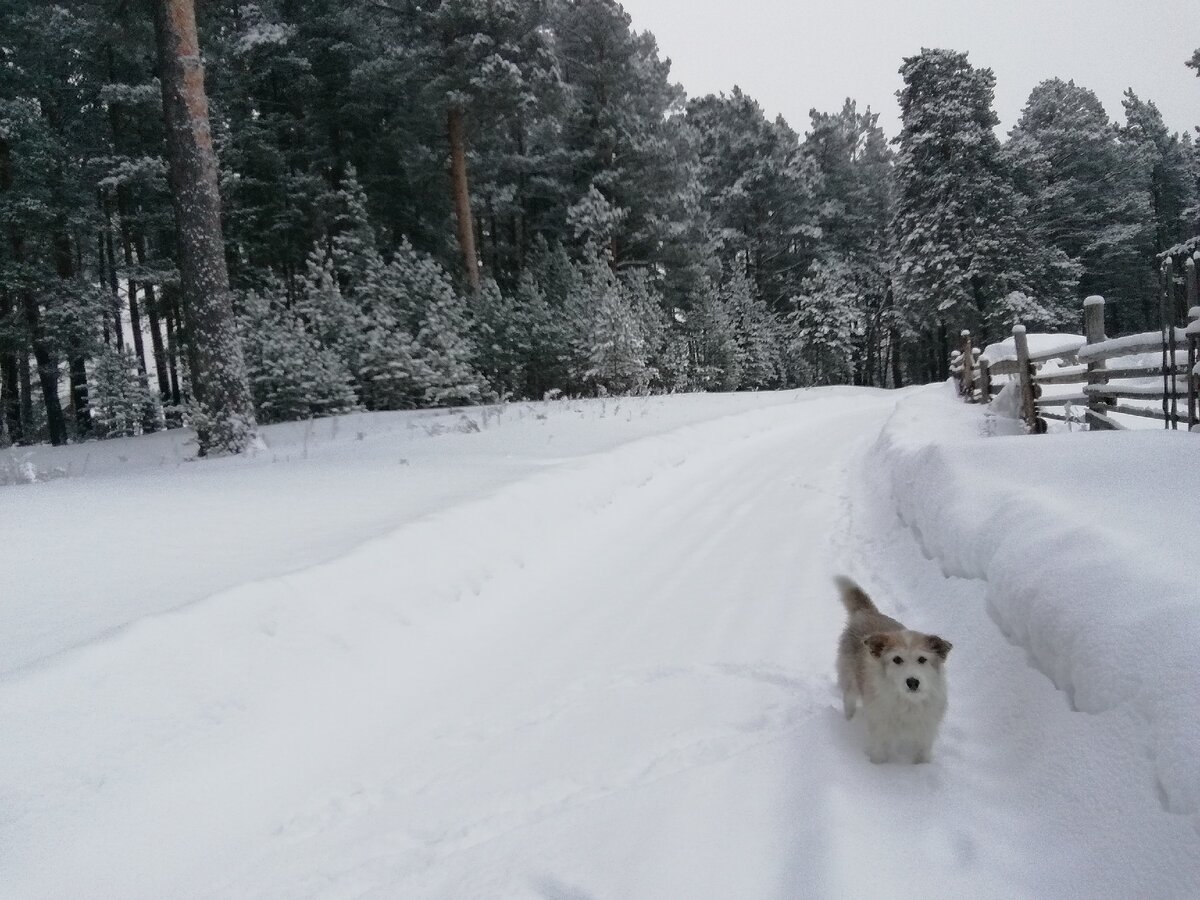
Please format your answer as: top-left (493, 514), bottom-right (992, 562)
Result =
top-left (925, 634), bottom-right (952, 660)
top-left (864, 633), bottom-right (896, 658)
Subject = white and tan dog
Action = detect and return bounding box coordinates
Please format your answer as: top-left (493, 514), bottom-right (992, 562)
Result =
top-left (835, 576), bottom-right (952, 764)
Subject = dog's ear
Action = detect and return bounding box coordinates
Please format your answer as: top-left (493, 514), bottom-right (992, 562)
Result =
top-left (864, 633), bottom-right (894, 658)
top-left (925, 635), bottom-right (952, 660)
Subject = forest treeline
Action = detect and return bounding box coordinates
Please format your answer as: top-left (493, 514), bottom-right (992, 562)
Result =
top-left (1, 0), bottom-right (1197, 447)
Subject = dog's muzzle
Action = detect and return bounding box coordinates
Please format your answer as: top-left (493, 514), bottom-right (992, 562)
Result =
top-left (906, 677), bottom-right (920, 692)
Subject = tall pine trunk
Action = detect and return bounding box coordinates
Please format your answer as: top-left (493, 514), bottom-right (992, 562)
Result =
top-left (153, 0), bottom-right (256, 455)
top-left (135, 234), bottom-right (174, 420)
top-left (17, 349), bottom-right (33, 436)
top-left (0, 291), bottom-right (20, 444)
top-left (117, 192), bottom-right (159, 432)
top-left (20, 290), bottom-right (66, 446)
top-left (53, 227), bottom-right (93, 437)
top-left (165, 288), bottom-right (185, 417)
top-left (448, 105), bottom-right (481, 294)
top-left (0, 142), bottom-right (17, 441)
top-left (104, 212), bottom-right (124, 350)
top-left (1, 137), bottom-right (65, 444)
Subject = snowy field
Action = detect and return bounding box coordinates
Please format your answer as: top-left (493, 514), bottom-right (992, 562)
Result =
top-left (3, 386), bottom-right (1199, 898)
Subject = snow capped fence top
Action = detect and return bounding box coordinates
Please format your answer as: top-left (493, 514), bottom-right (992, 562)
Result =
top-left (979, 334), bottom-right (1085, 367)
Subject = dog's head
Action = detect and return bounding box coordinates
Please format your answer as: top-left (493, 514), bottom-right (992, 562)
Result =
top-left (864, 630), bottom-right (951, 701)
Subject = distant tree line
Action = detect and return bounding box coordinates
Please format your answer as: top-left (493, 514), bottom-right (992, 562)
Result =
top-left (1, 0), bottom-right (1197, 448)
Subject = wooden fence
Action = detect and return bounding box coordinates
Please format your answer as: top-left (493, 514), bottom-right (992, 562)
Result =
top-left (953, 255), bottom-right (1200, 433)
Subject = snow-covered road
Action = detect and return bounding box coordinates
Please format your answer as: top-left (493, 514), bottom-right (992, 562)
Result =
top-left (4, 389), bottom-right (1198, 898)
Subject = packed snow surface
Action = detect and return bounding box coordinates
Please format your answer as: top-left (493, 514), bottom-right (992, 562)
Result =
top-left (3, 387), bottom-right (1198, 898)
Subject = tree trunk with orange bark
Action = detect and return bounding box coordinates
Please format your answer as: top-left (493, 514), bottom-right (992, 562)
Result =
top-left (152, 0), bottom-right (257, 455)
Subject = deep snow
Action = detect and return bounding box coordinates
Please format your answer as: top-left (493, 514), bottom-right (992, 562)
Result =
top-left (3, 387), bottom-right (1198, 898)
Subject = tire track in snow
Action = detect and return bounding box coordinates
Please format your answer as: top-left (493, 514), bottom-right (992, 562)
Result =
top-left (208, 399), bottom-right (897, 899)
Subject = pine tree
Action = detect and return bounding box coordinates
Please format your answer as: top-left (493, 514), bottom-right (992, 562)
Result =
top-left (722, 270), bottom-right (781, 389)
top-left (238, 285), bottom-right (358, 424)
top-left (619, 269), bottom-right (671, 390)
top-left (355, 313), bottom-right (431, 412)
top-left (358, 0), bottom-right (556, 291)
top-left (1185, 133), bottom-right (1200, 239)
top-left (687, 88), bottom-right (820, 310)
top-left (551, 0), bottom-right (704, 290)
top-left (892, 49), bottom-right (1031, 377)
top-left (153, 0), bottom-right (258, 455)
top-left (292, 248), bottom-right (364, 369)
top-left (522, 241), bottom-right (579, 396)
top-left (417, 295), bottom-right (487, 407)
top-left (787, 258), bottom-right (857, 386)
top-left (1006, 79), bottom-right (1154, 331)
top-left (576, 256), bottom-right (652, 395)
top-left (803, 100), bottom-right (895, 385)
top-left (474, 277), bottom-right (530, 399)
top-left (204, 0), bottom-right (364, 287)
top-left (325, 166), bottom-right (385, 296)
top-left (1121, 91), bottom-right (1195, 258)
top-left (683, 279), bottom-right (741, 391)
top-left (89, 344), bottom-right (159, 438)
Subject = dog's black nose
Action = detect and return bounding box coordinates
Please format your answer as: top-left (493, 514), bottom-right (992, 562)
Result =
top-left (906, 677), bottom-right (920, 691)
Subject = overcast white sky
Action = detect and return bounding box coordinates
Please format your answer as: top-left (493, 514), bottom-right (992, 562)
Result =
top-left (620, 0), bottom-right (1199, 139)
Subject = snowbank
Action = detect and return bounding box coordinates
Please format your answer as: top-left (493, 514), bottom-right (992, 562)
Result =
top-left (869, 385), bottom-right (1200, 819)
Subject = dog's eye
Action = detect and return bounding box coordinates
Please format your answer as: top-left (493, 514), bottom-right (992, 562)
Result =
top-left (892, 656), bottom-right (903, 665)
top-left (918, 656), bottom-right (927, 664)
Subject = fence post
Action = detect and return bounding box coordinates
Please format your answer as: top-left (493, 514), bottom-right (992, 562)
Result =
top-left (1186, 256), bottom-right (1198, 432)
top-left (1082, 295), bottom-right (1115, 431)
top-left (1012, 325), bottom-right (1040, 434)
top-left (979, 358), bottom-right (992, 405)
top-left (1162, 259), bottom-right (1177, 429)
top-left (960, 330), bottom-right (974, 400)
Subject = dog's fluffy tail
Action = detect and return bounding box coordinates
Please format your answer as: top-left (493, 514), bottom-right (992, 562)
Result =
top-left (834, 575), bottom-right (878, 615)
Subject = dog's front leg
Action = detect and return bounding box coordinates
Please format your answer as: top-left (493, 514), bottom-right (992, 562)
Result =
top-left (864, 720), bottom-right (890, 764)
top-left (913, 736), bottom-right (934, 764)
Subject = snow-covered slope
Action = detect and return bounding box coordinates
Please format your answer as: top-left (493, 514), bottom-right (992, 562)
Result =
top-left (3, 387), bottom-right (1198, 898)
top-left (870, 385), bottom-right (1200, 819)
top-left (2, 392), bottom-right (803, 676)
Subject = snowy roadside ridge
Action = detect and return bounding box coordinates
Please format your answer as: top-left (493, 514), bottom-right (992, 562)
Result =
top-left (868, 387), bottom-right (1200, 819)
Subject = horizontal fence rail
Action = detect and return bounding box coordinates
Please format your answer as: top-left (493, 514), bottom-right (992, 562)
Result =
top-left (955, 252), bottom-right (1200, 435)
